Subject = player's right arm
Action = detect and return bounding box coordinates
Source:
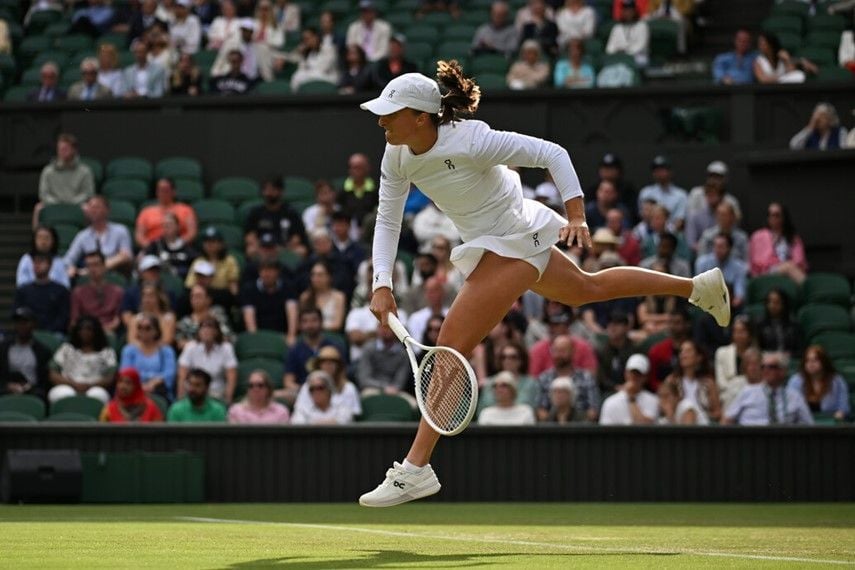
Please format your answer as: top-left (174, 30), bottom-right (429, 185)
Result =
top-left (369, 147), bottom-right (409, 327)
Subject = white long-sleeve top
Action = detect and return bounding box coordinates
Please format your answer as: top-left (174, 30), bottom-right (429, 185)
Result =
top-left (372, 120), bottom-right (583, 281)
top-left (556, 6), bottom-right (596, 47)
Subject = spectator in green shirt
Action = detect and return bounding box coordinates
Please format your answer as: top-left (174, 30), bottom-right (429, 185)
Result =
top-left (167, 368), bottom-right (227, 422)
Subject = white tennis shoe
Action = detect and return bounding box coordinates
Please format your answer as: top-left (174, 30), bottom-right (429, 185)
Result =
top-left (359, 462), bottom-right (441, 507)
top-left (689, 267), bottom-right (731, 327)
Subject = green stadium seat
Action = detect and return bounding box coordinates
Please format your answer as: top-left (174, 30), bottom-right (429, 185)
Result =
top-left (469, 0), bottom-right (495, 8)
top-left (45, 412), bottom-right (99, 422)
top-left (601, 52), bottom-right (637, 68)
top-left (461, 10), bottom-right (489, 26)
top-left (802, 273), bottom-right (851, 306)
top-left (33, 330), bottom-right (65, 354)
top-left (421, 11), bottom-right (453, 27)
top-left (284, 176), bottom-right (315, 203)
top-left (638, 330), bottom-right (669, 353)
top-left (80, 156), bottom-right (104, 187)
top-left (0, 394), bottom-right (47, 420)
top-left (149, 393), bottom-right (169, 417)
top-left (583, 37), bottom-right (605, 58)
top-left (776, 31), bottom-right (802, 53)
top-left (812, 332), bottom-right (855, 360)
top-left (392, 0), bottom-right (420, 10)
top-left (236, 330), bottom-right (288, 360)
top-left (102, 178), bottom-right (149, 205)
top-left (279, 249), bottom-right (302, 272)
top-left (597, 19), bottom-right (615, 42)
top-left (0, 410), bottom-right (39, 422)
top-left (443, 24), bottom-right (477, 42)
top-left (194, 49), bottom-right (218, 69)
top-left (359, 394), bottom-right (416, 421)
top-left (117, 49), bottom-right (136, 68)
top-left (155, 157), bottom-right (202, 181)
top-left (772, 0), bottom-right (810, 18)
top-left (19, 35), bottom-right (53, 63)
top-left (106, 157), bottom-right (153, 183)
top-left (475, 72), bottom-right (507, 90)
top-left (21, 65), bottom-right (55, 86)
top-left (667, 106), bottom-right (723, 143)
top-left (404, 24), bottom-right (440, 44)
top-left (211, 177), bottom-right (260, 204)
top-left (25, 10), bottom-right (62, 33)
top-left (236, 199), bottom-right (262, 226)
top-left (387, 11), bottom-right (414, 30)
top-left (159, 272), bottom-right (185, 298)
top-left (5, 85), bottom-right (33, 102)
top-left (236, 358), bottom-right (284, 399)
top-left (0, 53), bottom-right (16, 81)
top-left (39, 203), bottom-right (86, 227)
top-left (43, 20), bottom-right (71, 38)
top-left (808, 13), bottom-right (846, 33)
top-left (68, 50), bottom-right (97, 70)
top-left (406, 41), bottom-right (434, 64)
top-left (805, 30), bottom-right (841, 51)
top-left (50, 395), bottom-right (104, 419)
top-left (471, 53), bottom-right (510, 75)
top-left (295, 80), bottom-right (338, 94)
top-left (108, 199), bottom-right (137, 228)
top-left (97, 32), bottom-right (127, 49)
top-left (255, 79), bottom-right (292, 95)
top-left (834, 359), bottom-right (855, 385)
top-left (798, 303), bottom-right (851, 340)
top-left (761, 15), bottom-right (803, 36)
top-left (648, 18), bottom-right (679, 61)
top-left (32, 50), bottom-right (69, 69)
top-left (76, 270), bottom-right (128, 288)
top-left (321, 0), bottom-right (351, 17)
top-left (192, 199), bottom-right (236, 225)
top-left (816, 67), bottom-right (854, 82)
top-left (208, 223), bottom-right (244, 250)
top-left (54, 223), bottom-right (79, 253)
top-left (55, 34), bottom-right (94, 53)
top-left (798, 45), bottom-right (836, 67)
top-left (175, 179), bottom-right (205, 202)
top-left (436, 41), bottom-right (471, 61)
top-left (747, 275), bottom-right (800, 307)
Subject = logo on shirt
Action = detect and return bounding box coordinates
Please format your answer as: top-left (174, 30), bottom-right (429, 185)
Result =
top-left (444, 159), bottom-right (455, 170)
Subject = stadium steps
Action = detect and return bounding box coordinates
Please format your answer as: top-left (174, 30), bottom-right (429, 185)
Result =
top-left (0, 214), bottom-right (34, 332)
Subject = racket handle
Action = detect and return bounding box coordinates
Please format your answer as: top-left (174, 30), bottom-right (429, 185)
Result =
top-left (386, 313), bottom-right (411, 343)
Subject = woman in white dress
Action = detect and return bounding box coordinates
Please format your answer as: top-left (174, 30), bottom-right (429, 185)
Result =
top-left (753, 31), bottom-right (812, 84)
top-left (358, 61), bottom-right (730, 507)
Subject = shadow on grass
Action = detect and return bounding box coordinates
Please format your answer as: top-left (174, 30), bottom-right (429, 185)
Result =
top-left (219, 549), bottom-right (678, 568)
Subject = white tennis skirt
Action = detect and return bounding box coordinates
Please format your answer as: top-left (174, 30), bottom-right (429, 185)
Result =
top-left (449, 198), bottom-right (566, 281)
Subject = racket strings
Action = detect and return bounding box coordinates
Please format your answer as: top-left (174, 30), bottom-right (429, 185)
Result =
top-left (419, 349), bottom-right (474, 433)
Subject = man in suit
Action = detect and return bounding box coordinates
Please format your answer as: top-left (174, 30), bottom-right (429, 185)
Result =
top-left (26, 62), bottom-right (67, 102)
top-left (128, 0), bottom-right (167, 43)
top-left (122, 39), bottom-right (167, 98)
top-left (68, 57), bottom-right (113, 101)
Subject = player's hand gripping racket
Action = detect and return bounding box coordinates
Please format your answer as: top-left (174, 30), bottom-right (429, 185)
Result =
top-left (386, 313), bottom-right (478, 436)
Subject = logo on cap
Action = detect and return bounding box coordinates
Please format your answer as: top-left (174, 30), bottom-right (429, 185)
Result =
top-left (386, 89), bottom-right (396, 100)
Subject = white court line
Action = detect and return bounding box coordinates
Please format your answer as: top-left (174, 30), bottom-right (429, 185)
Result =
top-left (175, 516), bottom-right (855, 566)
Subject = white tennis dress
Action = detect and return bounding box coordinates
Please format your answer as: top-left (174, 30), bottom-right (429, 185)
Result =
top-left (372, 119), bottom-right (584, 283)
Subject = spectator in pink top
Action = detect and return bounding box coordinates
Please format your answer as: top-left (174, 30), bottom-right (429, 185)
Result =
top-left (528, 302), bottom-right (597, 376)
top-left (749, 201), bottom-right (807, 283)
top-left (228, 369), bottom-right (290, 424)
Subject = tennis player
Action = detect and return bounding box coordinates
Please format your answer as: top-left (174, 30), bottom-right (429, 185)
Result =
top-left (358, 62), bottom-right (729, 507)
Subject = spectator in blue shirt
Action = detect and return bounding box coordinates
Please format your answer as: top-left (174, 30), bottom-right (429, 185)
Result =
top-left (554, 39), bottom-right (595, 89)
top-left (282, 307), bottom-right (346, 404)
top-left (694, 232), bottom-right (747, 310)
top-left (64, 195), bottom-right (133, 278)
top-left (788, 345), bottom-right (850, 422)
top-left (120, 313), bottom-right (177, 400)
top-left (713, 29), bottom-right (756, 85)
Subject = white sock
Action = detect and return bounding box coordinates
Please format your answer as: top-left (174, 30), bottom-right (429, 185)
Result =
top-left (402, 459), bottom-right (426, 473)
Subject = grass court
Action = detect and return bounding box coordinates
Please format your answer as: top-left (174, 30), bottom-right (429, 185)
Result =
top-left (2, 503), bottom-right (854, 568)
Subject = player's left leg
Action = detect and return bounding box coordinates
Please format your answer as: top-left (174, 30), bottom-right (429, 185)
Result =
top-left (360, 252), bottom-right (538, 507)
top-left (532, 247), bottom-right (730, 326)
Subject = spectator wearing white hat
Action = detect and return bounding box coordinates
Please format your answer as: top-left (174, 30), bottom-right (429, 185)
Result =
top-left (540, 376), bottom-right (577, 423)
top-left (211, 18), bottom-right (265, 81)
top-left (477, 372), bottom-right (537, 425)
top-left (120, 255), bottom-right (178, 328)
top-left (599, 353), bottom-right (658, 425)
top-left (345, 0), bottom-right (392, 63)
top-left (171, 0), bottom-right (202, 54)
top-left (506, 39), bottom-right (551, 90)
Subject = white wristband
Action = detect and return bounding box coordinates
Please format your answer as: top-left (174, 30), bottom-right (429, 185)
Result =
top-left (372, 271), bottom-right (393, 292)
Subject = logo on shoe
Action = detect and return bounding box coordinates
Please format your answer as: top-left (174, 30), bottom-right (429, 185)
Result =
top-left (393, 481), bottom-right (406, 489)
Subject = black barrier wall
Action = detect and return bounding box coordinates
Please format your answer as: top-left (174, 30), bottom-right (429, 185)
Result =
top-left (2, 82), bottom-right (854, 272)
top-left (2, 425), bottom-right (854, 502)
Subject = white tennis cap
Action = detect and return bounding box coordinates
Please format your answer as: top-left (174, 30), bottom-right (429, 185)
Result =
top-left (360, 73), bottom-right (441, 116)
top-left (626, 353), bottom-right (650, 375)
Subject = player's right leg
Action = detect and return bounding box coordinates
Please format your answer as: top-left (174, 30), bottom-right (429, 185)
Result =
top-left (359, 252), bottom-right (538, 507)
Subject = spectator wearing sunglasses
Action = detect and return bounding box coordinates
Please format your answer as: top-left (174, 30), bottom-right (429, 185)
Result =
top-left (228, 369), bottom-right (290, 424)
top-left (290, 371), bottom-right (354, 425)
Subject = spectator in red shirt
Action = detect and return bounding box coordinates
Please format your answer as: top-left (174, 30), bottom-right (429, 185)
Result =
top-left (70, 250), bottom-right (124, 335)
top-left (135, 178), bottom-right (198, 248)
top-left (647, 306), bottom-right (692, 391)
top-left (528, 302), bottom-right (597, 376)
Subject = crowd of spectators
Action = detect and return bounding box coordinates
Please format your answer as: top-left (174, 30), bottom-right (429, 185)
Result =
top-left (2, 130), bottom-right (851, 427)
top-left (6, 0), bottom-right (854, 102)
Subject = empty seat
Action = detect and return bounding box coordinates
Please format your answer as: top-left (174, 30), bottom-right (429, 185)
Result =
top-left (802, 273), bottom-right (851, 307)
top-left (255, 79), bottom-right (292, 95)
top-left (470, 53), bottom-right (510, 75)
top-left (211, 177), bottom-right (260, 204)
top-left (102, 178), bottom-right (149, 205)
top-left (798, 303), bottom-right (851, 340)
top-left (295, 80), bottom-right (338, 94)
top-left (155, 157), bottom-right (202, 181)
top-left (359, 394), bottom-right (416, 422)
top-left (235, 331), bottom-right (288, 360)
top-left (39, 203), bottom-right (86, 227)
top-left (106, 156), bottom-right (153, 183)
top-left (108, 199), bottom-right (137, 228)
top-left (283, 176), bottom-right (315, 203)
top-left (812, 332), bottom-right (855, 360)
top-left (50, 395), bottom-right (105, 419)
top-left (80, 156), bottom-right (104, 187)
top-left (192, 199), bottom-right (236, 225)
top-left (0, 394), bottom-right (47, 420)
top-left (175, 179), bottom-right (205, 202)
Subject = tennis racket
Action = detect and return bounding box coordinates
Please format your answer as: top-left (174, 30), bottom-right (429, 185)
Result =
top-left (387, 313), bottom-right (478, 436)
